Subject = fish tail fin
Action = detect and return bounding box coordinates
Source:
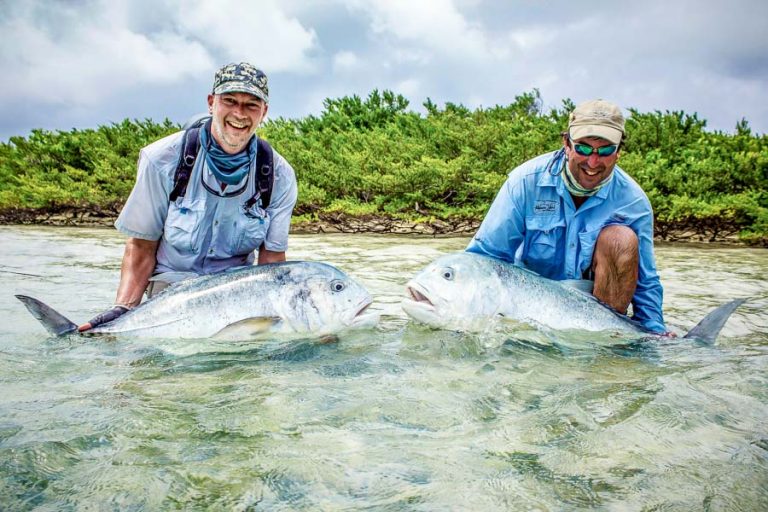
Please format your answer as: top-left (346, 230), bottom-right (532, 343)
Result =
top-left (683, 298), bottom-right (747, 344)
top-left (15, 295), bottom-right (78, 336)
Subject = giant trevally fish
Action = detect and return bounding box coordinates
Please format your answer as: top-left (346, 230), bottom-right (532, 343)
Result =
top-left (402, 252), bottom-right (744, 343)
top-left (17, 261), bottom-right (379, 339)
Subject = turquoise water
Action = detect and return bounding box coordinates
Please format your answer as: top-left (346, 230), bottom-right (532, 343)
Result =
top-left (1, 226), bottom-right (767, 510)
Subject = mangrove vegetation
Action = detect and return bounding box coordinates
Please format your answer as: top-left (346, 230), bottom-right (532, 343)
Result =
top-left (1, 90), bottom-right (766, 244)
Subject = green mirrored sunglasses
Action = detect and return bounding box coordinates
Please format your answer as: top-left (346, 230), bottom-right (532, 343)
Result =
top-left (570, 140), bottom-right (619, 157)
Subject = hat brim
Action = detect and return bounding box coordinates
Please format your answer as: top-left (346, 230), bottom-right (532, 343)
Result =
top-left (213, 84), bottom-right (269, 104)
top-left (569, 125), bottom-right (623, 145)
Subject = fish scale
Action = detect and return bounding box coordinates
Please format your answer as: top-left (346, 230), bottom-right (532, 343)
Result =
top-left (18, 261), bottom-right (379, 340)
top-left (402, 252), bottom-right (745, 344)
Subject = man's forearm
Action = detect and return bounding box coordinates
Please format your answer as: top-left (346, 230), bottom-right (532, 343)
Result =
top-left (258, 245), bottom-right (286, 265)
top-left (115, 238), bottom-right (160, 307)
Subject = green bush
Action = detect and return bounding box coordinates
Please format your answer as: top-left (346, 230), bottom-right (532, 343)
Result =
top-left (1, 91), bottom-right (766, 243)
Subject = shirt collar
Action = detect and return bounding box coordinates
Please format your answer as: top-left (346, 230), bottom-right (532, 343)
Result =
top-left (537, 149), bottom-right (617, 200)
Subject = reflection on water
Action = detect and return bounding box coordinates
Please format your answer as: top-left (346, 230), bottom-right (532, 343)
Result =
top-left (1, 227), bottom-right (767, 510)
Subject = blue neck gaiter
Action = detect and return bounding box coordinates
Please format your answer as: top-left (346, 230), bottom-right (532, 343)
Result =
top-left (199, 120), bottom-right (255, 185)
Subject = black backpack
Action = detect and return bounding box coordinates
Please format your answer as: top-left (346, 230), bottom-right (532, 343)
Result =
top-left (169, 114), bottom-right (274, 211)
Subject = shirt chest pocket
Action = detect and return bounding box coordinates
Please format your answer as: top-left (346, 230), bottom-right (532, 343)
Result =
top-left (164, 200), bottom-right (205, 254)
top-left (228, 207), bottom-right (271, 256)
top-left (524, 216), bottom-right (565, 268)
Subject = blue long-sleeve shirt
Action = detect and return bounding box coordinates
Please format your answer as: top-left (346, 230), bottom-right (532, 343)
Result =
top-left (467, 149), bottom-right (666, 333)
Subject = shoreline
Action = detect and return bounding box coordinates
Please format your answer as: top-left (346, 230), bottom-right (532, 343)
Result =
top-left (0, 207), bottom-right (758, 246)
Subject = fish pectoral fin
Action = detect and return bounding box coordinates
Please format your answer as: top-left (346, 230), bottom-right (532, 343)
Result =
top-left (212, 317), bottom-right (282, 341)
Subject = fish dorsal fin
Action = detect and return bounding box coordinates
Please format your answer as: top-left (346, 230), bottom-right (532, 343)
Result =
top-left (211, 317), bottom-right (282, 341)
top-left (560, 279), bottom-right (595, 295)
top-left (683, 298), bottom-right (747, 344)
top-left (15, 295), bottom-right (77, 336)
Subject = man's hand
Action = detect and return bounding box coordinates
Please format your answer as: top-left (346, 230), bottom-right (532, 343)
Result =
top-left (78, 305), bottom-right (131, 332)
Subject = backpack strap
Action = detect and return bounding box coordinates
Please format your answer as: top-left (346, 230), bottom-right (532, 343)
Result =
top-left (169, 116), bottom-right (209, 203)
top-left (244, 138), bottom-right (274, 210)
top-left (170, 114), bottom-right (274, 209)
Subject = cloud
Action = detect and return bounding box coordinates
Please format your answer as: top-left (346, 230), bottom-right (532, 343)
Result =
top-left (348, 0), bottom-right (509, 62)
top-left (0, 0), bottom-right (318, 109)
top-left (394, 78), bottom-right (421, 98)
top-left (332, 51), bottom-right (360, 71)
top-left (174, 0), bottom-right (318, 73)
top-left (1, 0), bottom-right (767, 139)
top-left (0, 2), bottom-right (213, 106)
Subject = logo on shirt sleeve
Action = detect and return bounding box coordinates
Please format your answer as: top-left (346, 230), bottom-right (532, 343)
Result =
top-left (534, 200), bottom-right (558, 215)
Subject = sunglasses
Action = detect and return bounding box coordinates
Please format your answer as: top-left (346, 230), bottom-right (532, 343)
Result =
top-left (569, 139), bottom-right (619, 157)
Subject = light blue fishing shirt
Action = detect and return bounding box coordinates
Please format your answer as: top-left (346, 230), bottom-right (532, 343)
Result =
top-left (466, 149), bottom-right (666, 333)
top-left (115, 130), bottom-right (298, 275)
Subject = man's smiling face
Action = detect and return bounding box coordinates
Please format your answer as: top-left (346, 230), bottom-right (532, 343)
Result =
top-left (207, 92), bottom-right (268, 154)
top-left (563, 135), bottom-right (620, 190)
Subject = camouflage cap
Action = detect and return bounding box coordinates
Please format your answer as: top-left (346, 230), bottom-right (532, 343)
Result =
top-left (212, 62), bottom-right (269, 103)
top-left (568, 99), bottom-right (625, 144)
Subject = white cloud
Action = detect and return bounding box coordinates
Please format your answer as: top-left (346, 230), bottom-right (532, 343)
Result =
top-left (0, 0), bottom-right (319, 108)
top-left (1, 0), bottom-right (767, 138)
top-left (332, 51), bottom-right (360, 71)
top-left (394, 78), bottom-right (421, 98)
top-left (351, 0), bottom-right (506, 61)
top-left (0, 2), bottom-right (213, 106)
top-left (175, 0), bottom-right (318, 73)
top-left (507, 26), bottom-right (556, 51)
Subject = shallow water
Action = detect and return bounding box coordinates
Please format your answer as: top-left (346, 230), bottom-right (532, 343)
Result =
top-left (1, 226), bottom-right (766, 510)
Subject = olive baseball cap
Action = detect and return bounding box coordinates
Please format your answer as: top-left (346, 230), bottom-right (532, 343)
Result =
top-left (212, 62), bottom-right (269, 104)
top-left (568, 99), bottom-right (625, 144)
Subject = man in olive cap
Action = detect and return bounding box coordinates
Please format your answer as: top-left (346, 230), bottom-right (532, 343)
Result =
top-left (79, 62), bottom-right (298, 331)
top-left (467, 99), bottom-right (667, 334)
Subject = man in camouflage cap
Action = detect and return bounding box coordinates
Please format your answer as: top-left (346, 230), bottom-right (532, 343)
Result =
top-left (79, 62), bottom-right (298, 331)
top-left (467, 99), bottom-right (670, 334)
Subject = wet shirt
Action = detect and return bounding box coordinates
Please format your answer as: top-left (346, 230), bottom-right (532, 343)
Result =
top-left (466, 149), bottom-right (666, 333)
top-left (115, 131), bottom-right (298, 275)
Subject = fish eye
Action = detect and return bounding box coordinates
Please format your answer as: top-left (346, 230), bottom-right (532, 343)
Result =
top-left (441, 267), bottom-right (454, 281)
top-left (330, 280), bottom-right (346, 292)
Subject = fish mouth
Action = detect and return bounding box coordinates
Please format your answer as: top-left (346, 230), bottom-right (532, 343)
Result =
top-left (356, 301), bottom-right (372, 317)
top-left (404, 282), bottom-right (435, 309)
top-left (349, 297), bottom-right (379, 328)
top-left (401, 281), bottom-right (441, 325)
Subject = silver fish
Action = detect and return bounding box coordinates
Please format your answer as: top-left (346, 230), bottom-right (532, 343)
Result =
top-left (402, 252), bottom-right (744, 343)
top-left (18, 261), bottom-right (379, 339)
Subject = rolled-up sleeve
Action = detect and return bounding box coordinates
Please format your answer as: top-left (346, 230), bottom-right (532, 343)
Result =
top-left (115, 135), bottom-right (179, 240)
top-left (262, 151), bottom-right (298, 252)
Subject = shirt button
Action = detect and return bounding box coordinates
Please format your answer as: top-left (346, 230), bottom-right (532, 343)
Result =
top-left (209, 249), bottom-right (214, 254)
top-left (214, 220), bottom-right (219, 226)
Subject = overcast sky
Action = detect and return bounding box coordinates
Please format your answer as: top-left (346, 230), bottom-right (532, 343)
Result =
top-left (2, 0), bottom-right (767, 141)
